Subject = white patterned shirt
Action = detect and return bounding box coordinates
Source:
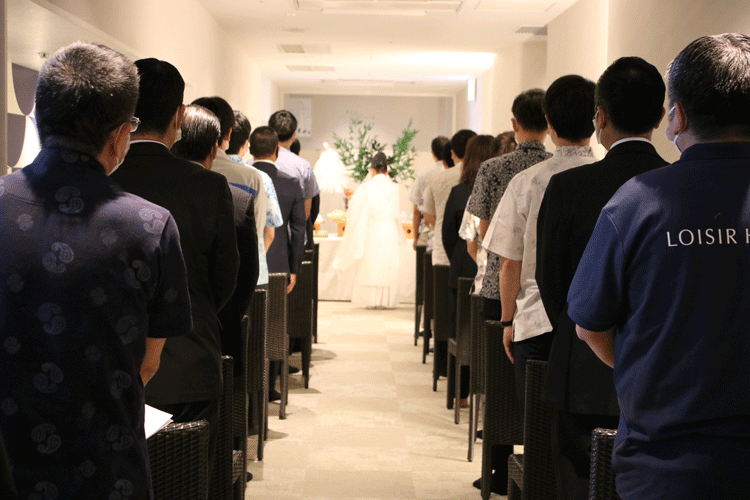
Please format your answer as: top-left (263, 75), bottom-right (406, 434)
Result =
top-left (485, 146), bottom-right (596, 341)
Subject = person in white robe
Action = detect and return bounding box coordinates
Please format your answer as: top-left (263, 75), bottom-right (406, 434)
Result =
top-left (334, 152), bottom-right (405, 308)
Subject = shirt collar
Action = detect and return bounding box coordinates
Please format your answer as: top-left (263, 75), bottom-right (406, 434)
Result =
top-left (553, 145), bottom-right (595, 158)
top-left (610, 137), bottom-right (651, 149)
top-left (516, 140), bottom-right (547, 151)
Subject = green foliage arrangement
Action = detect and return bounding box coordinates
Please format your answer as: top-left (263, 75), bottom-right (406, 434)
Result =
top-left (333, 118), bottom-right (418, 185)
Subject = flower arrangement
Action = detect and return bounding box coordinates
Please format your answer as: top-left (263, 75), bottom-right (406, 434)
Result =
top-left (333, 118), bottom-right (418, 185)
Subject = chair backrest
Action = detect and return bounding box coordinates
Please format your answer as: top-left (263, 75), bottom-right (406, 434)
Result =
top-left (590, 428), bottom-right (620, 500)
top-left (423, 251), bottom-right (434, 320)
top-left (287, 261), bottom-right (313, 340)
top-left (483, 320), bottom-right (524, 445)
top-left (209, 356), bottom-right (234, 500)
top-left (415, 245), bottom-right (426, 303)
top-left (148, 420), bottom-right (209, 500)
top-left (432, 264), bottom-right (451, 341)
top-left (521, 359), bottom-right (557, 500)
top-left (469, 294), bottom-right (485, 395)
top-left (246, 289), bottom-right (267, 392)
top-left (456, 277), bottom-right (473, 363)
top-left (266, 273), bottom-right (289, 359)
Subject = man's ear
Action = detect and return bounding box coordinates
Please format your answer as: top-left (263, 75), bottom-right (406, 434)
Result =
top-left (210, 142), bottom-right (219, 161)
top-left (511, 117), bottom-right (520, 133)
top-left (174, 104), bottom-right (186, 130)
top-left (114, 122), bottom-right (131, 158)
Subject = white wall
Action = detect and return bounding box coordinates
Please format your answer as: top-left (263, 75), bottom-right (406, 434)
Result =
top-left (1, 1), bottom-right (7, 175)
top-left (282, 93), bottom-right (452, 234)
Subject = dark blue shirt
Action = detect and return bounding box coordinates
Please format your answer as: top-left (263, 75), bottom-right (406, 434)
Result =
top-left (0, 148), bottom-right (192, 499)
top-left (568, 142), bottom-right (750, 498)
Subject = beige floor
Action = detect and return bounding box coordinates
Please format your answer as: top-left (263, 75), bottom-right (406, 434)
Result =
top-left (245, 301), bottom-right (506, 500)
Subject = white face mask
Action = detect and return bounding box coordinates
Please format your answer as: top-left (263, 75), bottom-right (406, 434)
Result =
top-left (108, 123), bottom-right (131, 175)
top-left (666, 105), bottom-right (682, 152)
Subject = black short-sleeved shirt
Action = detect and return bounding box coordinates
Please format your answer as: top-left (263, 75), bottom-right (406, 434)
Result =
top-left (0, 148), bottom-right (192, 499)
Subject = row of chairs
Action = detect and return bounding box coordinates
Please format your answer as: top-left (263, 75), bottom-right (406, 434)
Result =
top-left (146, 245), bottom-right (320, 500)
top-left (414, 250), bottom-right (619, 500)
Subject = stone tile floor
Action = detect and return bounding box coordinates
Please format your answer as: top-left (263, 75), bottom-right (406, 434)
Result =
top-left (245, 301), bottom-right (507, 499)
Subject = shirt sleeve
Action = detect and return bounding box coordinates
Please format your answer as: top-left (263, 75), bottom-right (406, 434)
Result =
top-left (467, 164), bottom-right (491, 220)
top-left (147, 214), bottom-right (193, 338)
top-left (458, 205), bottom-right (478, 242)
top-left (263, 177), bottom-right (284, 228)
top-left (303, 163), bottom-right (319, 199)
top-left (567, 211), bottom-right (626, 332)
top-left (486, 177), bottom-right (525, 260)
top-left (409, 174), bottom-right (424, 206)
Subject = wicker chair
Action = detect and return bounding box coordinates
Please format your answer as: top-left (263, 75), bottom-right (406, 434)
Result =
top-left (209, 356), bottom-right (238, 500)
top-left (231, 318), bottom-right (251, 499)
top-left (267, 273), bottom-right (289, 419)
top-left (414, 244), bottom-right (426, 346)
top-left (432, 264), bottom-right (451, 392)
top-left (468, 293), bottom-right (485, 462)
top-left (589, 428), bottom-right (620, 500)
top-left (312, 242), bottom-right (320, 344)
top-left (447, 277), bottom-right (473, 422)
top-left (482, 320), bottom-right (524, 499)
top-left (148, 420), bottom-right (209, 500)
top-left (422, 251), bottom-right (434, 364)
top-left (507, 360), bottom-right (557, 500)
top-left (287, 258), bottom-right (313, 389)
top-left (247, 288), bottom-right (268, 461)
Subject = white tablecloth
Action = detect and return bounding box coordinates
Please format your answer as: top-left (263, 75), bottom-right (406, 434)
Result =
top-left (315, 236), bottom-right (415, 303)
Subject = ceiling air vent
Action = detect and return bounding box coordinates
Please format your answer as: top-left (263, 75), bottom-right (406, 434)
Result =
top-left (515, 25), bottom-right (548, 36)
top-left (276, 44), bottom-right (332, 54)
top-left (287, 65), bottom-right (336, 72)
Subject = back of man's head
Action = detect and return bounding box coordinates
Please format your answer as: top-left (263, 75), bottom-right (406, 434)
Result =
top-left (667, 33), bottom-right (750, 140)
top-left (228, 110), bottom-right (252, 155)
top-left (35, 41), bottom-right (139, 156)
top-left (511, 89), bottom-right (548, 133)
top-left (192, 96), bottom-right (234, 140)
top-left (133, 58), bottom-right (184, 136)
top-left (268, 110), bottom-right (298, 142)
top-left (251, 126), bottom-right (279, 159)
top-left (450, 129), bottom-right (478, 160)
top-left (442, 141), bottom-right (455, 168)
top-left (290, 138), bottom-right (301, 155)
top-left (172, 105), bottom-right (221, 163)
top-left (596, 57), bottom-right (665, 135)
top-left (431, 136), bottom-right (450, 159)
top-left (544, 75), bottom-right (596, 142)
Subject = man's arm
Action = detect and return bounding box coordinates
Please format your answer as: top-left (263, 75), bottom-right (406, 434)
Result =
top-left (499, 257), bottom-right (522, 362)
top-left (263, 227), bottom-right (275, 252)
top-left (576, 326), bottom-right (615, 368)
top-left (210, 177), bottom-right (240, 312)
top-left (288, 188), bottom-right (306, 293)
top-left (412, 204), bottom-right (422, 250)
top-left (479, 219), bottom-right (489, 240)
top-left (467, 240), bottom-right (478, 261)
top-left (141, 337), bottom-right (166, 385)
top-left (304, 198), bottom-right (312, 220)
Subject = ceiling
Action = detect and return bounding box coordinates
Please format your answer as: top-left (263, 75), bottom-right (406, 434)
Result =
top-left (199, 0), bottom-right (579, 95)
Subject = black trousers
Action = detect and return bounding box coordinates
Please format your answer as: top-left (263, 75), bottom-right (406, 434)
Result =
top-left (512, 330), bottom-right (553, 416)
top-left (551, 409), bottom-right (619, 500)
top-left (152, 399), bottom-right (220, 484)
top-left (482, 297), bottom-right (512, 493)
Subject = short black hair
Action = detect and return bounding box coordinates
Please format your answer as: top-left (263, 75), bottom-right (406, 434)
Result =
top-left (268, 110), bottom-right (297, 142)
top-left (250, 126), bottom-right (279, 158)
top-left (511, 89), bottom-right (548, 132)
top-left (596, 57), bottom-right (665, 135)
top-left (192, 96), bottom-right (234, 140)
top-left (35, 41), bottom-right (138, 156)
top-left (441, 141), bottom-right (454, 167)
top-left (431, 136), bottom-right (450, 159)
top-left (172, 105), bottom-right (220, 163)
top-left (227, 110), bottom-right (251, 155)
top-left (544, 75), bottom-right (596, 142)
top-left (133, 58), bottom-right (184, 135)
top-left (370, 152), bottom-right (389, 174)
top-left (667, 33), bottom-right (750, 139)
top-left (290, 138), bottom-right (301, 155)
top-left (450, 129), bottom-right (477, 160)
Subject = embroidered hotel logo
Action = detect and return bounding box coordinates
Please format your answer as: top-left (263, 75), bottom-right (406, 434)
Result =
top-left (666, 228), bottom-right (750, 246)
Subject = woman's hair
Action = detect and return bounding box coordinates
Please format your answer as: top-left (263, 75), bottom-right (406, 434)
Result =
top-left (460, 135), bottom-right (494, 188)
top-left (370, 152), bottom-right (389, 174)
top-left (491, 131), bottom-right (517, 157)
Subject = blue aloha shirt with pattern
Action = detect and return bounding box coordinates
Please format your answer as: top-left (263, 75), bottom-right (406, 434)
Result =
top-left (0, 148), bottom-right (192, 500)
top-left (229, 154), bottom-right (283, 285)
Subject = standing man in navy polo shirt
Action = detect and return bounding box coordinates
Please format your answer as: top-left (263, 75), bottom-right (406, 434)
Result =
top-left (568, 33), bottom-right (750, 500)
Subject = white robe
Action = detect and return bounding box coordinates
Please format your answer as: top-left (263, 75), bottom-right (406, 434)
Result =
top-left (333, 174), bottom-right (404, 308)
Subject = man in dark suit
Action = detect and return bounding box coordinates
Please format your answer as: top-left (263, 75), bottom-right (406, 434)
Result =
top-left (110, 58), bottom-right (239, 474)
top-left (172, 104), bottom-right (259, 382)
top-left (535, 56), bottom-right (668, 500)
top-left (250, 126), bottom-right (305, 401)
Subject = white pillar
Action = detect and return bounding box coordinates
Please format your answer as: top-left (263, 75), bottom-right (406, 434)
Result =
top-left (1, 0), bottom-right (8, 175)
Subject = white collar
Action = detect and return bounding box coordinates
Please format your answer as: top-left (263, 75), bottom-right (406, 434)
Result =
top-left (610, 137), bottom-right (651, 149)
